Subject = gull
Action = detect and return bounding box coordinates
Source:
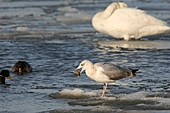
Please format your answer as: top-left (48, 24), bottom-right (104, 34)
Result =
top-left (92, 2), bottom-right (170, 41)
top-left (74, 60), bottom-right (139, 97)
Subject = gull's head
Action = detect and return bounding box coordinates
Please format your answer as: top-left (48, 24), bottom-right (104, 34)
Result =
top-left (74, 60), bottom-right (92, 77)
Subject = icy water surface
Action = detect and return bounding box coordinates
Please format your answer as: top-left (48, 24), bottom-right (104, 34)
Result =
top-left (0, 0), bottom-right (170, 113)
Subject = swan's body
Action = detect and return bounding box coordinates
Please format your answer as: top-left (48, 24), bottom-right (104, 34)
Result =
top-left (74, 60), bottom-right (138, 97)
top-left (92, 2), bottom-right (170, 40)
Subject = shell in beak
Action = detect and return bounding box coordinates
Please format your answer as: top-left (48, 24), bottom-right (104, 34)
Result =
top-left (73, 69), bottom-right (81, 77)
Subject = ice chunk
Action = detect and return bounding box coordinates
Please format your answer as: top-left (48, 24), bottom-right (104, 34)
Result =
top-left (60, 88), bottom-right (97, 97)
top-left (57, 6), bottom-right (78, 12)
top-left (49, 88), bottom-right (97, 99)
top-left (119, 91), bottom-right (170, 106)
top-left (95, 40), bottom-right (170, 49)
top-left (56, 12), bottom-right (93, 22)
top-left (60, 88), bottom-right (84, 97)
top-left (16, 27), bottom-right (28, 32)
top-left (0, 8), bottom-right (45, 18)
top-left (119, 91), bottom-right (148, 100)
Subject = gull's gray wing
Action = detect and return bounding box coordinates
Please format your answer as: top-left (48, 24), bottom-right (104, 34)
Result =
top-left (94, 62), bottom-right (134, 80)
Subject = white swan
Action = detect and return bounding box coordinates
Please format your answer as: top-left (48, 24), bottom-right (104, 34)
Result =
top-left (92, 2), bottom-right (170, 41)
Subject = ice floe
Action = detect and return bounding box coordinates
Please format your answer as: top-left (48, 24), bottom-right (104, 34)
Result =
top-left (56, 12), bottom-right (94, 22)
top-left (57, 6), bottom-right (78, 13)
top-left (49, 88), bottom-right (170, 109)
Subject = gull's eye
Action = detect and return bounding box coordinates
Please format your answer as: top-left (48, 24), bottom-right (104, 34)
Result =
top-left (81, 63), bottom-right (84, 66)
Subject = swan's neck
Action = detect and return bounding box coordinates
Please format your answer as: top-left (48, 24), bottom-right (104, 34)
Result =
top-left (101, 2), bottom-right (127, 19)
top-left (102, 5), bottom-right (115, 19)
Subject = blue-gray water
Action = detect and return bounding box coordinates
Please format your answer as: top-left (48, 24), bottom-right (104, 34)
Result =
top-left (0, 0), bottom-right (170, 113)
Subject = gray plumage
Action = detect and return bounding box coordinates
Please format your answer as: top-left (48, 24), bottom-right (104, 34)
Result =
top-left (95, 62), bottom-right (138, 80)
top-left (75, 60), bottom-right (139, 97)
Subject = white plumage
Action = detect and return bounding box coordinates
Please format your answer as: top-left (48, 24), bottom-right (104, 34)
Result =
top-left (74, 60), bottom-right (138, 97)
top-left (92, 2), bottom-right (170, 41)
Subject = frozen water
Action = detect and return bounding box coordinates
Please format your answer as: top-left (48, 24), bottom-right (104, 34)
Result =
top-left (16, 27), bottom-right (29, 32)
top-left (57, 6), bottom-right (78, 12)
top-left (49, 88), bottom-right (98, 99)
top-left (93, 40), bottom-right (170, 49)
top-left (0, 0), bottom-right (170, 113)
top-left (49, 88), bottom-right (170, 111)
top-left (0, 8), bottom-right (45, 18)
top-left (56, 12), bottom-right (94, 22)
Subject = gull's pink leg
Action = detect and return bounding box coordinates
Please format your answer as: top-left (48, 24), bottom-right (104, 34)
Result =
top-left (100, 83), bottom-right (107, 97)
